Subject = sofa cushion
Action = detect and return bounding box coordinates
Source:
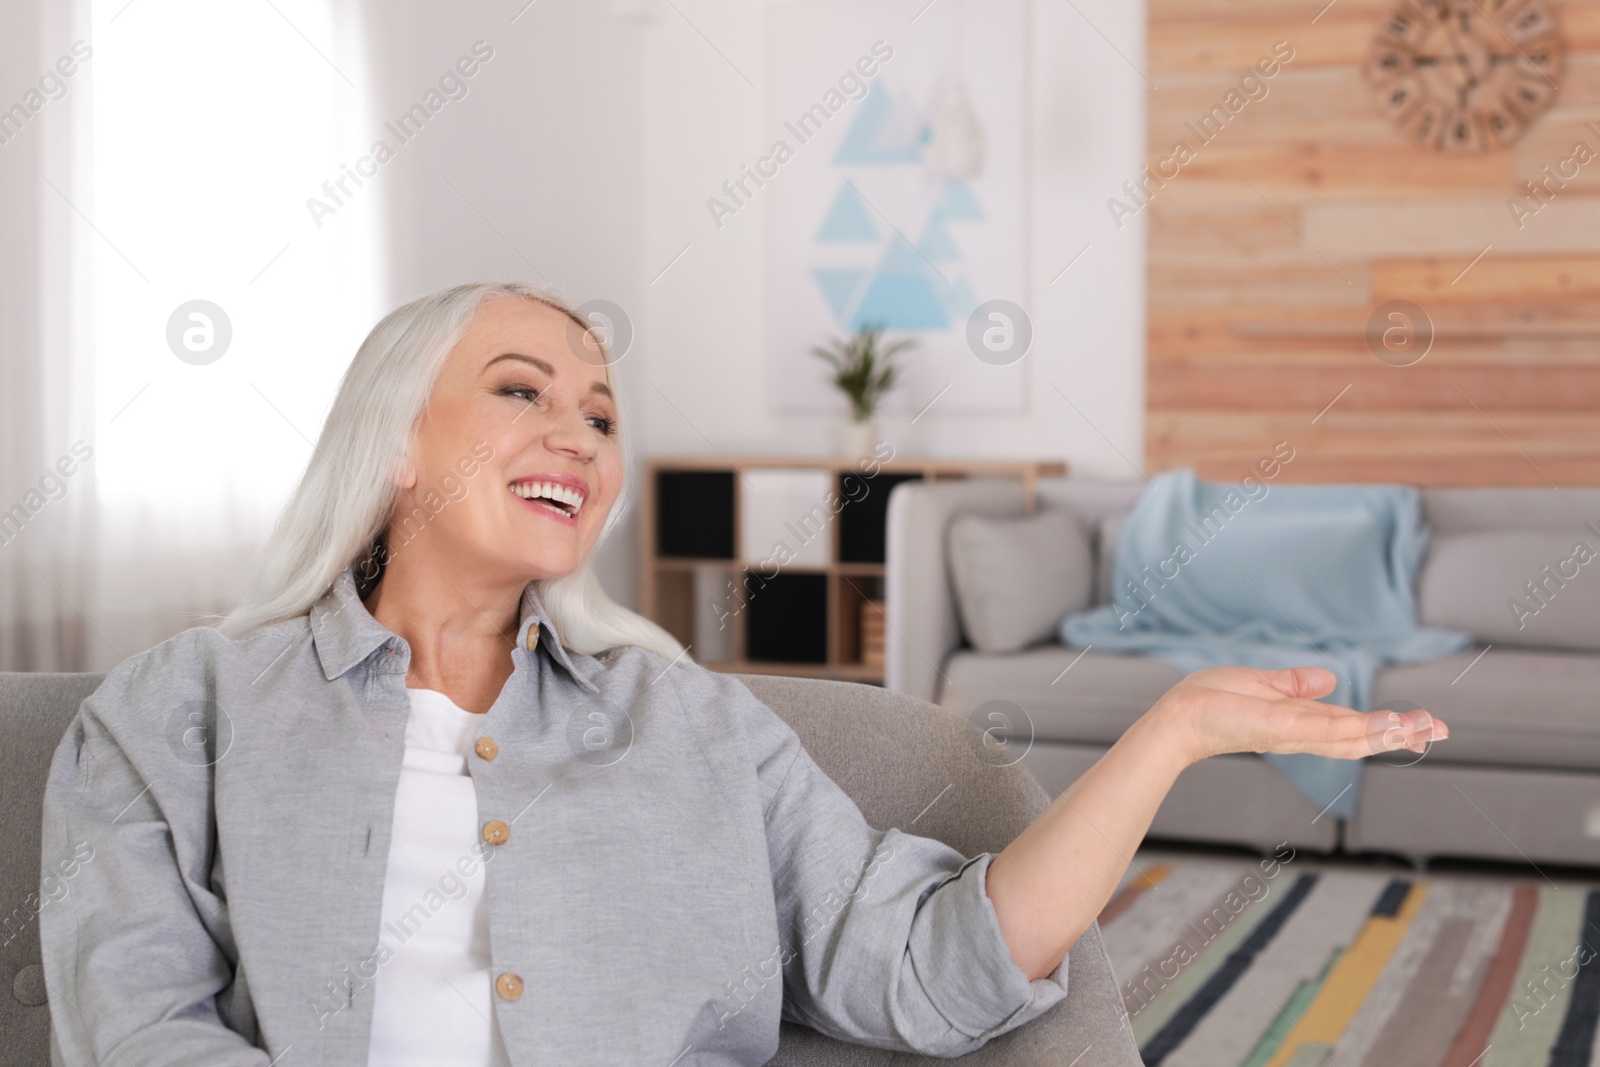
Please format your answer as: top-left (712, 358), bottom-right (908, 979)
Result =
top-left (1418, 531), bottom-right (1600, 650)
top-left (948, 508), bottom-right (1093, 654)
top-left (939, 646), bottom-right (1185, 745)
top-left (1372, 647), bottom-right (1600, 770)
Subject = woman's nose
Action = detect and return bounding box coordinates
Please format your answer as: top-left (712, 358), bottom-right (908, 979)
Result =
top-left (542, 401), bottom-right (598, 457)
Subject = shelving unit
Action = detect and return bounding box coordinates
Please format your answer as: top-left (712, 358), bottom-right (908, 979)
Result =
top-left (641, 455), bottom-right (1066, 685)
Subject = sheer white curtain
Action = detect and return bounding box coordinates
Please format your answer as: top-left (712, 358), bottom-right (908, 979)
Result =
top-left (1, 0), bottom-right (386, 672)
top-left (0, 0), bottom-right (98, 672)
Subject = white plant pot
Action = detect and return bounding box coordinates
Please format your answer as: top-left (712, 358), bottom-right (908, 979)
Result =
top-left (838, 418), bottom-right (877, 459)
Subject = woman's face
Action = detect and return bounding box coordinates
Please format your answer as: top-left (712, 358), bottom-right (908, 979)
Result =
top-left (390, 294), bottom-right (622, 583)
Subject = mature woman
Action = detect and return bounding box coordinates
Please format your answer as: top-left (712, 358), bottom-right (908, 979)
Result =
top-left (39, 282), bottom-right (1443, 1065)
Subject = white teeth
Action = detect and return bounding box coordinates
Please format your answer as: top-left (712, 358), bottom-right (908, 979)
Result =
top-left (511, 480), bottom-right (585, 516)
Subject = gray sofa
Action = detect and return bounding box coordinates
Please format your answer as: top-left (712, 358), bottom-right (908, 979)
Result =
top-left (886, 476), bottom-right (1600, 869)
top-left (0, 670), bottom-right (1139, 1066)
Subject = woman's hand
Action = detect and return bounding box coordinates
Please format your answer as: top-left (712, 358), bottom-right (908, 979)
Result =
top-left (1146, 665), bottom-right (1448, 768)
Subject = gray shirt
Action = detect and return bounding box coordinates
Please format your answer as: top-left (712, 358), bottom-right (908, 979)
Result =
top-left (39, 563), bottom-right (1069, 1064)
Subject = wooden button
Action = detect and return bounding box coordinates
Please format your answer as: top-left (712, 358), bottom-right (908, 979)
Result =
top-left (482, 820), bottom-right (510, 846)
top-left (526, 623), bottom-right (540, 651)
top-left (495, 972), bottom-right (524, 1001)
top-left (474, 737), bottom-right (499, 761)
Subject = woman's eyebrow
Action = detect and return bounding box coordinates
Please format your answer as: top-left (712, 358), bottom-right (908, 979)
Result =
top-left (484, 351), bottom-right (613, 399)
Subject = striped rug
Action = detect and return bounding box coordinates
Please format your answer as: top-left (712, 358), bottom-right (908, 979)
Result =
top-left (1096, 856), bottom-right (1600, 1067)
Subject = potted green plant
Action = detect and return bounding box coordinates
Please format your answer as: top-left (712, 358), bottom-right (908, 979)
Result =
top-left (810, 323), bottom-right (916, 457)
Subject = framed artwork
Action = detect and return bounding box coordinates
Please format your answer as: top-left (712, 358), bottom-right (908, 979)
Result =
top-left (761, 0), bottom-right (1027, 414)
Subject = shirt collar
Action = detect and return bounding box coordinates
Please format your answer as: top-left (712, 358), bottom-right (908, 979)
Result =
top-left (308, 562), bottom-right (600, 693)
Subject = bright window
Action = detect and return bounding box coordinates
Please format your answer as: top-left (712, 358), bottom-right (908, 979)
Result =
top-left (89, 0), bottom-right (385, 528)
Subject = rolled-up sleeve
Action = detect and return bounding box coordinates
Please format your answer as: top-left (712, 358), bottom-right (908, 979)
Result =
top-left (745, 681), bottom-right (1069, 1057)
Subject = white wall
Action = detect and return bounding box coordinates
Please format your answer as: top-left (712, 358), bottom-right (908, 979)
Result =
top-left (372, 0), bottom-right (1147, 608)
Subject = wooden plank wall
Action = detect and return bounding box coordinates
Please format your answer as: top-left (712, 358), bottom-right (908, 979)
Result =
top-left (1145, 0), bottom-right (1600, 486)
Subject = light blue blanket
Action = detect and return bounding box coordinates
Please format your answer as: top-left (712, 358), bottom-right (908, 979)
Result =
top-left (1059, 469), bottom-right (1472, 820)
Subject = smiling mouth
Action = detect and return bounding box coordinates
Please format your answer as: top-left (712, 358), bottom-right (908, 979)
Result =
top-left (509, 481), bottom-right (585, 519)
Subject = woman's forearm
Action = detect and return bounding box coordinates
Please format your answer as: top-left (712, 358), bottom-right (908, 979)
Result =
top-left (980, 664), bottom-right (1439, 982)
top-left (984, 707), bottom-right (1193, 981)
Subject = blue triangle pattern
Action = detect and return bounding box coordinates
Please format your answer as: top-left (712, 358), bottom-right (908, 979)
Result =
top-left (816, 184), bottom-right (879, 242)
top-left (812, 268), bottom-right (865, 323)
top-left (833, 81), bottom-right (925, 165)
top-left (881, 233), bottom-right (928, 274)
top-left (851, 273), bottom-right (949, 330)
top-left (917, 213), bottom-right (960, 262)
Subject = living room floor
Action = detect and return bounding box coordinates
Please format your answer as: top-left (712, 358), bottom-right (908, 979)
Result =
top-left (1097, 840), bottom-right (1600, 1066)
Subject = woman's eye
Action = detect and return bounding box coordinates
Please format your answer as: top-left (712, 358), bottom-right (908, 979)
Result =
top-left (500, 385), bottom-right (615, 436)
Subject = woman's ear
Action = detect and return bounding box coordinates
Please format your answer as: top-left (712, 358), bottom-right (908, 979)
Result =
top-left (392, 453), bottom-right (418, 492)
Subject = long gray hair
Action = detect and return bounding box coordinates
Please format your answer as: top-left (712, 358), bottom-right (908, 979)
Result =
top-left (211, 282), bottom-right (687, 663)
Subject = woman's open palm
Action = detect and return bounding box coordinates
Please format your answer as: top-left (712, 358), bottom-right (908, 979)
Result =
top-left (1152, 665), bottom-right (1447, 766)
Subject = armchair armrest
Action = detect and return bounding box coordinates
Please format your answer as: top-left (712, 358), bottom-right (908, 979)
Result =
top-left (884, 478), bottom-right (1028, 703)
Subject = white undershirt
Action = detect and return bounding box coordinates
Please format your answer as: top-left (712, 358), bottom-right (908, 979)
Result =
top-left (366, 688), bottom-right (510, 1067)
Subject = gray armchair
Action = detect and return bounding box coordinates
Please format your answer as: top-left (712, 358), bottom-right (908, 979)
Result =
top-left (0, 670), bottom-right (1139, 1066)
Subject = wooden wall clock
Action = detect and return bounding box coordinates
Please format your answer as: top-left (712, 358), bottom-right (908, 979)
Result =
top-left (1365, 0), bottom-right (1564, 152)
